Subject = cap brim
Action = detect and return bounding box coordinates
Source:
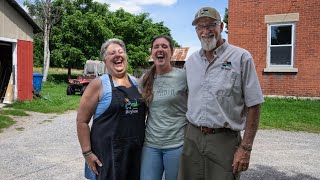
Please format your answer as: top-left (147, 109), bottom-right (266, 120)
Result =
top-left (192, 16), bottom-right (218, 26)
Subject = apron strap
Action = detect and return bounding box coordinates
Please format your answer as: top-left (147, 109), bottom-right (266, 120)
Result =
top-left (108, 74), bottom-right (123, 107)
top-left (108, 74), bottom-right (136, 108)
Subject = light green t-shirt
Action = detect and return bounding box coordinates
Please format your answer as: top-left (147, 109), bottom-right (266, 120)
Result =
top-left (144, 68), bottom-right (188, 149)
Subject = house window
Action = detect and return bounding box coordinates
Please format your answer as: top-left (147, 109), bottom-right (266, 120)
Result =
top-left (267, 23), bottom-right (295, 69)
top-left (264, 13), bottom-right (299, 72)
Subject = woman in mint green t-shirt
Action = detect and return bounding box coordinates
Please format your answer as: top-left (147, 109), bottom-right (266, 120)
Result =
top-left (140, 35), bottom-right (188, 180)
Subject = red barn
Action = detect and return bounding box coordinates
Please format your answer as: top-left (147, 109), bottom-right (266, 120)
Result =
top-left (0, 0), bottom-right (41, 102)
top-left (228, 0), bottom-right (320, 97)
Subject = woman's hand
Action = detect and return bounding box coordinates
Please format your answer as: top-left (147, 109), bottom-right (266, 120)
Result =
top-left (85, 153), bottom-right (103, 175)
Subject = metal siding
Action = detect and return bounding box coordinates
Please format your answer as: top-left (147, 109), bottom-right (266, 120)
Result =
top-left (17, 40), bottom-right (33, 100)
top-left (0, 0), bottom-right (34, 41)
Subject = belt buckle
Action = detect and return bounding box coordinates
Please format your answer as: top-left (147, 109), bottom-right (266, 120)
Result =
top-left (200, 126), bottom-right (214, 135)
top-left (200, 126), bottom-right (204, 134)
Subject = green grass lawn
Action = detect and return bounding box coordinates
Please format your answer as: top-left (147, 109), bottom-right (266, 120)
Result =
top-left (3, 67), bottom-right (83, 113)
top-left (0, 109), bottom-right (29, 116)
top-left (0, 115), bottom-right (15, 132)
top-left (0, 109), bottom-right (29, 131)
top-left (5, 82), bottom-right (81, 113)
top-left (260, 97), bottom-right (320, 133)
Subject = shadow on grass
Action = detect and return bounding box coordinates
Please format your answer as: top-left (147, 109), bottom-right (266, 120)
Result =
top-left (242, 165), bottom-right (319, 180)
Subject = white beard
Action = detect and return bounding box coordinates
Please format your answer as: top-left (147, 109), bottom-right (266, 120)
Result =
top-left (201, 36), bottom-right (217, 51)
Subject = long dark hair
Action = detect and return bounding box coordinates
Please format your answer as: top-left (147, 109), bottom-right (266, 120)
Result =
top-left (141, 35), bottom-right (174, 106)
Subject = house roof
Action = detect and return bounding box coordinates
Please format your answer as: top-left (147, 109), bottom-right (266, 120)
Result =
top-left (172, 47), bottom-right (189, 61)
top-left (149, 47), bottom-right (190, 62)
top-left (6, 0), bottom-right (42, 33)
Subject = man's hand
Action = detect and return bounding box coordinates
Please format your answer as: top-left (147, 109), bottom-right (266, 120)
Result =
top-left (85, 153), bottom-right (103, 175)
top-left (232, 147), bottom-right (251, 174)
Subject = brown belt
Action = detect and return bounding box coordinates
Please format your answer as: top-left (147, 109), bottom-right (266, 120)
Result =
top-left (191, 123), bottom-right (235, 135)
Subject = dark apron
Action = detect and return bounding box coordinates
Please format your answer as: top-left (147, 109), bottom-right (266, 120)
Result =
top-left (90, 74), bottom-right (146, 180)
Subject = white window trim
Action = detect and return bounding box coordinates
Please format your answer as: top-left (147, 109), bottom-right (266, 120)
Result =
top-left (265, 22), bottom-right (297, 73)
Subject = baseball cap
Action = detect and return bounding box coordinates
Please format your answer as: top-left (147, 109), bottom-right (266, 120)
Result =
top-left (192, 7), bottom-right (221, 26)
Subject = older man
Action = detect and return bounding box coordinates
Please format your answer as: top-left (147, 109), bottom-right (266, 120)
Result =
top-left (179, 7), bottom-right (264, 180)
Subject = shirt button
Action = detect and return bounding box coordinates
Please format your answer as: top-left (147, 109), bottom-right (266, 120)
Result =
top-left (224, 122), bottom-right (229, 127)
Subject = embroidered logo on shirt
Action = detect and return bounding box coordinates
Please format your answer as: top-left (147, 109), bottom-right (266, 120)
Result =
top-left (124, 98), bottom-right (139, 114)
top-left (221, 61), bottom-right (232, 70)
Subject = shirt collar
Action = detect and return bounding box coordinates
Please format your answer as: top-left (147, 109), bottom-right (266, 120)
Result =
top-left (199, 39), bottom-right (228, 59)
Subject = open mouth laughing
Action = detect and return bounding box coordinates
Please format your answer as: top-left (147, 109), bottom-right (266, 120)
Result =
top-left (155, 53), bottom-right (165, 61)
top-left (113, 58), bottom-right (123, 65)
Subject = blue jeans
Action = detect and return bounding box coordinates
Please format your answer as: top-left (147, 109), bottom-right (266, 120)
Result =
top-left (140, 145), bottom-right (183, 180)
top-left (84, 163), bottom-right (95, 180)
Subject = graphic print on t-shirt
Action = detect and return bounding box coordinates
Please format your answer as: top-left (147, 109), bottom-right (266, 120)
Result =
top-left (154, 80), bottom-right (175, 98)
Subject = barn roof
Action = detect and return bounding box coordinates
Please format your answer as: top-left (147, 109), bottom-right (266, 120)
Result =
top-left (6, 0), bottom-right (42, 33)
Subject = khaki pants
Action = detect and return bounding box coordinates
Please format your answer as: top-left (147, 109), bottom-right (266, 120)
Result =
top-left (178, 123), bottom-right (241, 180)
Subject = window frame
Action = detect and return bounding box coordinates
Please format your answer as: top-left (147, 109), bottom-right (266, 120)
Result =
top-left (266, 22), bottom-right (296, 69)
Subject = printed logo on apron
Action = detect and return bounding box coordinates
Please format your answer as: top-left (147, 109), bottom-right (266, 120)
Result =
top-left (124, 97), bottom-right (140, 114)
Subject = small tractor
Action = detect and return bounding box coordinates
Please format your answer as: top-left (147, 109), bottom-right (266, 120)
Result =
top-left (66, 60), bottom-right (105, 95)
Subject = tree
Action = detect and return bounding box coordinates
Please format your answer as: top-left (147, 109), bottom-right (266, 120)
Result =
top-left (32, 33), bottom-right (44, 67)
top-left (223, 8), bottom-right (228, 34)
top-left (106, 9), bottom-right (179, 69)
top-left (50, 0), bottom-right (114, 77)
top-left (30, 0), bottom-right (179, 76)
top-left (24, 0), bottom-right (61, 82)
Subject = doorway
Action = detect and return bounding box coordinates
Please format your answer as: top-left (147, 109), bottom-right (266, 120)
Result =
top-left (0, 41), bottom-right (13, 103)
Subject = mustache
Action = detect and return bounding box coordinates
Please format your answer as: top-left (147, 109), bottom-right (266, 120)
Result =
top-left (201, 34), bottom-right (215, 39)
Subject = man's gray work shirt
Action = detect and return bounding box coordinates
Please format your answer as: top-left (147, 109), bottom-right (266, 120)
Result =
top-left (185, 41), bottom-right (264, 131)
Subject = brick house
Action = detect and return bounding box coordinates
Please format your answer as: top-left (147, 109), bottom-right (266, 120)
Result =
top-left (0, 0), bottom-right (41, 102)
top-left (228, 0), bottom-right (320, 97)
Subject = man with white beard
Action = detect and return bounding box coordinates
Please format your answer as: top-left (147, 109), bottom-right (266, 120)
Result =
top-left (178, 7), bottom-right (264, 180)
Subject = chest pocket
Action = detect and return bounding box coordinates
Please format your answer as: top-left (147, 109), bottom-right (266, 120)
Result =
top-left (210, 70), bottom-right (239, 96)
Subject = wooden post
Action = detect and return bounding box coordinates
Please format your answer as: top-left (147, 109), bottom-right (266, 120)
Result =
top-left (3, 73), bottom-right (14, 104)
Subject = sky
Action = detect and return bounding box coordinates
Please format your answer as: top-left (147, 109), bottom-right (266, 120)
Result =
top-left (96, 0), bottom-right (229, 55)
top-left (18, 0), bottom-right (228, 55)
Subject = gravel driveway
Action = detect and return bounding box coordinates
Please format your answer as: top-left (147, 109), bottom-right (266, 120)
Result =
top-left (0, 110), bottom-right (319, 180)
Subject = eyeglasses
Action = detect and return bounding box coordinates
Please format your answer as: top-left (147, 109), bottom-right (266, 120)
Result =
top-left (195, 21), bottom-right (221, 31)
